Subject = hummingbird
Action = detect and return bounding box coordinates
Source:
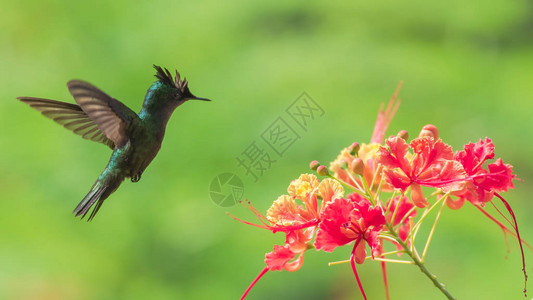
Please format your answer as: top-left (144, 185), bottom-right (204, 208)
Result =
top-left (18, 65), bottom-right (210, 221)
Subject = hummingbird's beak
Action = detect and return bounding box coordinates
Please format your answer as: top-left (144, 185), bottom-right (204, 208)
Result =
top-left (190, 96), bottom-right (211, 101)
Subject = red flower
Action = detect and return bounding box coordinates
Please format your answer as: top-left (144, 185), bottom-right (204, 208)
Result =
top-left (265, 245), bottom-right (297, 271)
top-left (377, 135), bottom-right (466, 207)
top-left (265, 228), bottom-right (314, 272)
top-left (449, 138), bottom-right (516, 208)
top-left (240, 225), bottom-right (316, 300)
top-left (315, 194), bottom-right (386, 264)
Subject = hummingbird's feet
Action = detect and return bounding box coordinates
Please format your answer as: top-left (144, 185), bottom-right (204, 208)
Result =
top-left (131, 173), bottom-right (142, 182)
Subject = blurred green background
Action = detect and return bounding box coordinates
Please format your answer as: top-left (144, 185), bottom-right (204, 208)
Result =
top-left (1, 0), bottom-right (532, 299)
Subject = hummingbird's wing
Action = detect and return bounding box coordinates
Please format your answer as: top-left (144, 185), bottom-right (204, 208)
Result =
top-left (17, 97), bottom-right (116, 149)
top-left (67, 80), bottom-right (140, 148)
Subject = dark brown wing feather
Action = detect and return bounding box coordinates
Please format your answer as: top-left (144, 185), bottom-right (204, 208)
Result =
top-left (17, 97), bottom-right (115, 149)
top-left (66, 80), bottom-right (139, 148)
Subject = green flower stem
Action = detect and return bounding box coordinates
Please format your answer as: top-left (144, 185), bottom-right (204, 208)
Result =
top-left (422, 197), bottom-right (447, 261)
top-left (327, 174), bottom-right (366, 197)
top-left (360, 174), bottom-right (375, 205)
top-left (387, 223), bottom-right (456, 300)
top-left (408, 193), bottom-right (447, 241)
top-left (343, 169), bottom-right (365, 192)
top-left (368, 164), bottom-right (382, 192)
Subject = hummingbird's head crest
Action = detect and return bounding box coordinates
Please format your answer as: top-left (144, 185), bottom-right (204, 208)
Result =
top-left (153, 65), bottom-right (188, 92)
top-left (152, 65), bottom-right (210, 102)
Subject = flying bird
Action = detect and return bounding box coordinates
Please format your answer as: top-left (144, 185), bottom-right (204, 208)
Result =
top-left (18, 65), bottom-right (210, 221)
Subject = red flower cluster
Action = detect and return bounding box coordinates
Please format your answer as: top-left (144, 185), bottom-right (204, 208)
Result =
top-left (234, 178), bottom-right (411, 300)
top-left (376, 129), bottom-right (516, 211)
top-left (233, 87), bottom-right (526, 299)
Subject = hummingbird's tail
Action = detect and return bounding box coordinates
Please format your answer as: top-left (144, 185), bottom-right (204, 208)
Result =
top-left (73, 178), bottom-right (120, 221)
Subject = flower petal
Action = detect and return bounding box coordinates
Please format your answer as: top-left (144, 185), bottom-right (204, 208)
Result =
top-left (318, 178), bottom-right (344, 209)
top-left (454, 138), bottom-right (495, 174)
top-left (377, 137), bottom-right (411, 173)
top-left (267, 195), bottom-right (305, 225)
top-left (410, 137), bottom-right (454, 178)
top-left (283, 253), bottom-right (305, 272)
top-left (285, 229), bottom-right (314, 253)
top-left (315, 198), bottom-right (355, 252)
top-left (353, 240), bottom-right (367, 264)
top-left (265, 245), bottom-right (297, 271)
top-left (383, 169), bottom-right (411, 190)
top-left (410, 183), bottom-right (428, 208)
top-left (483, 158), bottom-right (515, 192)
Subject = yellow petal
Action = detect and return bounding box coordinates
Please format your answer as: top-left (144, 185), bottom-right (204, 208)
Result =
top-left (287, 174), bottom-right (319, 199)
top-left (267, 195), bottom-right (301, 225)
top-left (319, 178), bottom-right (345, 205)
top-left (358, 143), bottom-right (380, 162)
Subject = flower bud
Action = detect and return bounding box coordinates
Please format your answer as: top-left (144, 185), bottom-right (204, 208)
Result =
top-left (348, 142), bottom-right (360, 156)
top-left (419, 124), bottom-right (438, 140)
top-left (350, 158), bottom-right (365, 175)
top-left (309, 160), bottom-right (320, 171)
top-left (397, 130), bottom-right (409, 141)
top-left (317, 165), bottom-right (329, 176)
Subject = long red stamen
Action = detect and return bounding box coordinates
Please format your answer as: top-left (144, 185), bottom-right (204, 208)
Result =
top-left (474, 205), bottom-right (533, 252)
top-left (241, 200), bottom-right (270, 227)
top-left (489, 200), bottom-right (514, 230)
top-left (241, 267), bottom-right (269, 300)
top-left (350, 239), bottom-right (367, 300)
top-left (227, 212), bottom-right (320, 234)
top-left (476, 205), bottom-right (512, 254)
top-left (492, 192), bottom-right (528, 297)
top-left (226, 212), bottom-right (271, 230)
top-left (470, 170), bottom-right (512, 180)
top-left (381, 260), bottom-right (390, 300)
top-left (414, 169), bottom-right (513, 189)
top-left (414, 176), bottom-right (467, 188)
